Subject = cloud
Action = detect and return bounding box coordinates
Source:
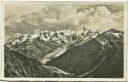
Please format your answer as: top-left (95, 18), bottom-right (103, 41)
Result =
top-left (87, 6), bottom-right (123, 31)
top-left (4, 3), bottom-right (124, 41)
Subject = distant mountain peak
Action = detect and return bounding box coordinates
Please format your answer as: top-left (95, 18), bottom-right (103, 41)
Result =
top-left (8, 27), bottom-right (100, 46)
top-left (106, 28), bottom-right (123, 33)
top-left (7, 27), bottom-right (123, 48)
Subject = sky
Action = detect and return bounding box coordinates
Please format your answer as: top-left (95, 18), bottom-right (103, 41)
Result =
top-left (4, 2), bottom-right (124, 41)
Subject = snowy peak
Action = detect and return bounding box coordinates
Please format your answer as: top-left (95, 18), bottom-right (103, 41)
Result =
top-left (11, 34), bottom-right (30, 45)
top-left (96, 29), bottom-right (123, 46)
top-left (8, 30), bottom-right (76, 46)
top-left (7, 27), bottom-right (122, 47)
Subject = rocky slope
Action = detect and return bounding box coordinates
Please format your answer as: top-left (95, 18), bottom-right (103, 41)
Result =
top-left (46, 29), bottom-right (123, 78)
top-left (5, 28), bottom-right (123, 78)
top-left (6, 27), bottom-right (99, 62)
top-left (4, 45), bottom-right (73, 77)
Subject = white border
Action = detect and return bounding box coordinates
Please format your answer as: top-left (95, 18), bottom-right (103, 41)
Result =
top-left (1, 0), bottom-right (128, 2)
top-left (0, 0), bottom-right (4, 80)
top-left (0, 0), bottom-right (128, 81)
top-left (124, 2), bottom-right (128, 81)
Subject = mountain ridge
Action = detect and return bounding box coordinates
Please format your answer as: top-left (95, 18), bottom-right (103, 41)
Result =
top-left (6, 28), bottom-right (123, 63)
top-left (5, 28), bottom-right (123, 78)
top-left (5, 45), bottom-right (74, 77)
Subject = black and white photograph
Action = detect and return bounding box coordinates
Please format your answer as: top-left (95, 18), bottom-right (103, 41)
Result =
top-left (1, 1), bottom-right (126, 80)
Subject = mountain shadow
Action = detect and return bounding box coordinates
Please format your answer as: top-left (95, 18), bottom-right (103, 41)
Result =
top-left (4, 45), bottom-right (74, 77)
top-left (46, 29), bottom-right (123, 78)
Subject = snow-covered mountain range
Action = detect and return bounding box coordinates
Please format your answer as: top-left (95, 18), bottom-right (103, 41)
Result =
top-left (5, 27), bottom-right (123, 78)
top-left (7, 27), bottom-right (101, 46)
top-left (6, 27), bottom-right (123, 63)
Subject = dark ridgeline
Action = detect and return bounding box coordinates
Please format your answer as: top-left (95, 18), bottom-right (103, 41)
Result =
top-left (4, 28), bottom-right (123, 78)
top-left (46, 29), bottom-right (124, 78)
top-left (4, 45), bottom-right (74, 77)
